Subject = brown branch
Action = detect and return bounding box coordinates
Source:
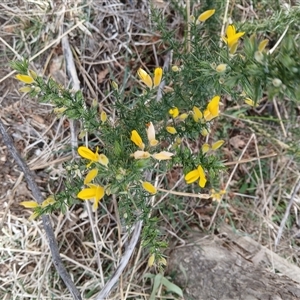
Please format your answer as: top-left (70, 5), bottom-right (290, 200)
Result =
top-left (0, 118), bottom-right (82, 300)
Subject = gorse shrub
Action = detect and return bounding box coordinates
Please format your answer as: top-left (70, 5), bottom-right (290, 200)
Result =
top-left (11, 5), bottom-right (300, 269)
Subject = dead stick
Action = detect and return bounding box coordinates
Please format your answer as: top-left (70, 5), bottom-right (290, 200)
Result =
top-left (0, 118), bottom-right (82, 300)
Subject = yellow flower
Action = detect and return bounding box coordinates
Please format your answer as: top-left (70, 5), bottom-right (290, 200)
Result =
top-left (53, 107), bottom-right (67, 117)
top-left (169, 107), bottom-right (179, 118)
top-left (202, 143), bottom-right (210, 153)
top-left (19, 86), bottom-right (32, 93)
top-left (29, 212), bottom-right (40, 221)
top-left (146, 122), bottom-right (158, 146)
top-left (258, 39), bottom-right (269, 52)
top-left (211, 140), bottom-right (224, 150)
top-left (77, 184), bottom-right (105, 211)
top-left (216, 64), bottom-right (227, 73)
top-left (171, 65), bottom-right (179, 72)
top-left (99, 154), bottom-right (109, 167)
top-left (15, 74), bottom-right (35, 84)
top-left (100, 111), bottom-right (107, 123)
top-left (137, 67), bottom-right (163, 89)
top-left (172, 137), bottom-right (182, 148)
top-left (178, 113), bottom-right (188, 121)
top-left (201, 128), bottom-right (209, 137)
top-left (204, 96), bottom-right (220, 121)
top-left (20, 201), bottom-right (39, 208)
top-left (210, 189), bottom-right (226, 202)
top-left (28, 69), bottom-right (37, 80)
top-left (166, 126), bottom-right (177, 134)
top-left (222, 24), bottom-right (245, 50)
top-left (131, 150), bottom-right (151, 159)
top-left (151, 151), bottom-right (174, 160)
top-left (131, 130), bottom-right (145, 150)
top-left (20, 201), bottom-right (40, 220)
top-left (193, 106), bottom-right (203, 122)
top-left (159, 257), bottom-right (167, 266)
top-left (84, 168), bottom-right (98, 184)
top-left (148, 253), bottom-right (155, 267)
top-left (41, 195), bottom-right (56, 208)
top-left (142, 181), bottom-right (157, 194)
top-left (245, 98), bottom-right (259, 107)
top-left (185, 165), bottom-right (207, 188)
top-left (153, 67), bottom-right (163, 87)
top-left (111, 80), bottom-right (118, 90)
top-left (78, 146), bottom-right (109, 167)
top-left (197, 9), bottom-right (215, 22)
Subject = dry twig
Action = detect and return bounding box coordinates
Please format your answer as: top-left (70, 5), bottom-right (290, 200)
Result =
top-left (0, 118), bottom-right (82, 300)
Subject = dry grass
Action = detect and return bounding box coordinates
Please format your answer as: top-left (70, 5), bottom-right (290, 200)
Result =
top-left (0, 0), bottom-right (300, 299)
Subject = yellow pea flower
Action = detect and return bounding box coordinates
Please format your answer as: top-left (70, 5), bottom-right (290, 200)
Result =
top-left (100, 111), bottom-right (107, 123)
top-left (185, 165), bottom-right (207, 188)
top-left (146, 122), bottom-right (158, 146)
top-left (151, 151), bottom-right (174, 161)
top-left (19, 86), bottom-right (32, 93)
top-left (137, 67), bottom-right (163, 89)
top-left (258, 39), bottom-right (269, 52)
top-left (216, 64), bottom-right (227, 73)
top-left (28, 69), bottom-right (37, 80)
top-left (78, 146), bottom-right (109, 167)
top-left (77, 184), bottom-right (105, 211)
top-left (166, 126), bottom-right (177, 134)
top-left (245, 98), bottom-right (259, 107)
top-left (98, 154), bottom-right (109, 167)
top-left (171, 65), bottom-right (180, 72)
top-left (142, 181), bottom-right (157, 194)
top-left (193, 106), bottom-right (203, 122)
top-left (28, 212), bottom-right (40, 221)
top-left (153, 67), bottom-right (163, 87)
top-left (178, 113), bottom-right (189, 121)
top-left (159, 257), bottom-right (167, 266)
top-left (210, 189), bottom-right (226, 202)
top-left (20, 201), bottom-right (40, 220)
top-left (131, 130), bottom-right (145, 150)
top-left (169, 107), bottom-right (179, 118)
top-left (53, 107), bottom-right (67, 117)
top-left (222, 24), bottom-right (245, 51)
top-left (197, 9), bottom-right (215, 22)
top-left (148, 253), bottom-right (155, 267)
top-left (202, 143), bottom-right (210, 153)
top-left (137, 68), bottom-right (152, 88)
top-left (84, 169), bottom-right (98, 184)
top-left (111, 80), bottom-right (118, 90)
top-left (15, 74), bottom-right (35, 84)
top-left (20, 201), bottom-right (39, 208)
top-left (41, 195), bottom-right (56, 208)
top-left (131, 150), bottom-right (151, 159)
top-left (204, 96), bottom-right (220, 121)
top-left (211, 140), bottom-right (224, 150)
top-left (201, 128), bottom-right (209, 137)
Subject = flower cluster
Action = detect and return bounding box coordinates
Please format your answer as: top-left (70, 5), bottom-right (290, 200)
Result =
top-left (78, 146), bottom-right (109, 168)
top-left (164, 96), bottom-right (220, 137)
top-left (130, 122), bottom-right (174, 160)
top-left (77, 168), bottom-right (105, 211)
top-left (15, 69), bottom-right (38, 93)
top-left (201, 140), bottom-right (224, 154)
top-left (76, 147), bottom-right (109, 210)
top-left (20, 196), bottom-right (56, 220)
top-left (137, 67), bottom-right (163, 89)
